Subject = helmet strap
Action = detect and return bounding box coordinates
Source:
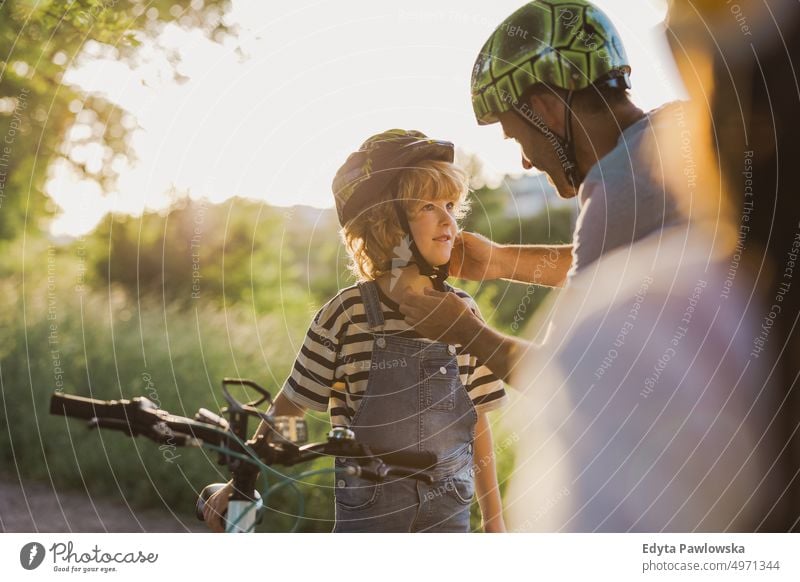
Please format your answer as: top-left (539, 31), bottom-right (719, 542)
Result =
top-left (562, 90), bottom-right (583, 190)
top-left (391, 198), bottom-right (449, 291)
top-left (511, 92), bottom-right (583, 190)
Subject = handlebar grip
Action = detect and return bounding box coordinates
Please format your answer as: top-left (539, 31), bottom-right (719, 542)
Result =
top-left (372, 449), bottom-right (437, 470)
top-left (50, 393), bottom-right (159, 422)
top-left (50, 393), bottom-right (117, 420)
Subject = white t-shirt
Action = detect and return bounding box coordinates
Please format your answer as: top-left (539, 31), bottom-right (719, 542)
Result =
top-left (569, 102), bottom-right (686, 281)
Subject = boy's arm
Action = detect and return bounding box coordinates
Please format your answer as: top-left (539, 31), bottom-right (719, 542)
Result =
top-left (252, 389), bottom-right (307, 439)
top-left (473, 412), bottom-right (506, 533)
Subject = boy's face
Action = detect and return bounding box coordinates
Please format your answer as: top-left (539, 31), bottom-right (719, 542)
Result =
top-left (407, 197), bottom-right (459, 267)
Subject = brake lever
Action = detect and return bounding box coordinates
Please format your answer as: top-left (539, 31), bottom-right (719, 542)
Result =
top-left (221, 378), bottom-right (272, 412)
top-left (195, 408), bottom-right (229, 430)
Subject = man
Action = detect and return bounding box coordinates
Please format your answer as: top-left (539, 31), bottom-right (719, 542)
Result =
top-left (401, 0), bottom-right (789, 533)
top-left (400, 0), bottom-right (683, 383)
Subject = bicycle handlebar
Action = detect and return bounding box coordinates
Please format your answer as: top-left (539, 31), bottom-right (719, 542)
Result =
top-left (51, 392), bottom-right (228, 447)
top-left (51, 386), bottom-right (442, 532)
top-left (50, 392), bottom-right (153, 421)
top-left (50, 391), bottom-right (438, 477)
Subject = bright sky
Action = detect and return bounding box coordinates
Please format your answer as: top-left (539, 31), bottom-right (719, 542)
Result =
top-left (48, 0), bottom-right (680, 236)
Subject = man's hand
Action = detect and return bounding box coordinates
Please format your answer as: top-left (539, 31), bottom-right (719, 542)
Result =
top-left (399, 287), bottom-right (480, 345)
top-left (449, 231), bottom-right (503, 281)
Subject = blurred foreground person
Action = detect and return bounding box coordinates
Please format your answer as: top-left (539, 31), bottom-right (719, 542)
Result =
top-left (504, 224), bottom-right (784, 531)
top-left (668, 0), bottom-right (800, 531)
top-left (503, 0), bottom-right (799, 531)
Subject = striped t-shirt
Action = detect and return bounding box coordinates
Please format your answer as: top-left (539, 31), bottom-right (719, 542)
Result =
top-left (282, 283), bottom-right (508, 427)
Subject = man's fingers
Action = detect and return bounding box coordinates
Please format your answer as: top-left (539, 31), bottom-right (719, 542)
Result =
top-left (400, 289), bottom-right (443, 312)
top-left (422, 287), bottom-right (448, 297)
top-left (399, 297), bottom-right (422, 312)
top-left (450, 234), bottom-right (465, 269)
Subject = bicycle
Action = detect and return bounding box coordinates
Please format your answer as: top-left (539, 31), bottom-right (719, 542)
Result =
top-left (49, 378), bottom-right (437, 533)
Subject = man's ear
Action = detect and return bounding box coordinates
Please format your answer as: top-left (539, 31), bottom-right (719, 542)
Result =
top-left (528, 91), bottom-right (567, 137)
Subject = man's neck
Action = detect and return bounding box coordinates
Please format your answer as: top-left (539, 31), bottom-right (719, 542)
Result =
top-left (575, 102), bottom-right (646, 176)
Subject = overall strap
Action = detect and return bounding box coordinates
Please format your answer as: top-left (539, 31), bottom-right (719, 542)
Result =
top-left (357, 281), bottom-right (385, 332)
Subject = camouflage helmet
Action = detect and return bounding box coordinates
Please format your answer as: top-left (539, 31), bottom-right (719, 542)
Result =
top-left (471, 0), bottom-right (631, 125)
top-left (332, 129), bottom-right (454, 226)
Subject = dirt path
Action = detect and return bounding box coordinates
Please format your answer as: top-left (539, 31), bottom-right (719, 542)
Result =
top-left (0, 475), bottom-right (205, 533)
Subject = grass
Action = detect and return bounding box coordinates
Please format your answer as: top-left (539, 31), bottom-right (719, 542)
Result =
top-left (1, 239), bottom-right (518, 532)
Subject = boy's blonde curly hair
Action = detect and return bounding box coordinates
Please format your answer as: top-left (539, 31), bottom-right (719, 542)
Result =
top-left (341, 159), bottom-right (470, 281)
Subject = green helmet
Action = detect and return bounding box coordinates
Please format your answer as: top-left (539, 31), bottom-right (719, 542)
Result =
top-left (471, 0), bottom-right (631, 125)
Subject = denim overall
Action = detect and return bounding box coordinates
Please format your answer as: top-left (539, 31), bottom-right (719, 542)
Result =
top-left (332, 281), bottom-right (478, 532)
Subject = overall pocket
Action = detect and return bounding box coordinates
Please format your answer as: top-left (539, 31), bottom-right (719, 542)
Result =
top-left (447, 470), bottom-right (475, 505)
top-left (334, 459), bottom-right (380, 510)
top-left (422, 359), bottom-right (459, 411)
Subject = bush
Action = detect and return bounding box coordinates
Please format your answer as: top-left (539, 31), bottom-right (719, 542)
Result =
top-left (1, 193), bottom-right (534, 531)
top-left (0, 237), bottom-right (338, 531)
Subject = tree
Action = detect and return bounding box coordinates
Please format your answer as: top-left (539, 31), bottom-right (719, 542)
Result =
top-left (0, 0), bottom-right (234, 241)
top-left (85, 197), bottom-right (348, 318)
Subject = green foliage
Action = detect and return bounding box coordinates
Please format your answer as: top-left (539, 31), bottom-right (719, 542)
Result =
top-left (0, 233), bottom-right (337, 531)
top-left (0, 173), bottom-right (572, 531)
top-left (84, 198), bottom-right (353, 318)
top-left (0, 0), bottom-right (233, 241)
